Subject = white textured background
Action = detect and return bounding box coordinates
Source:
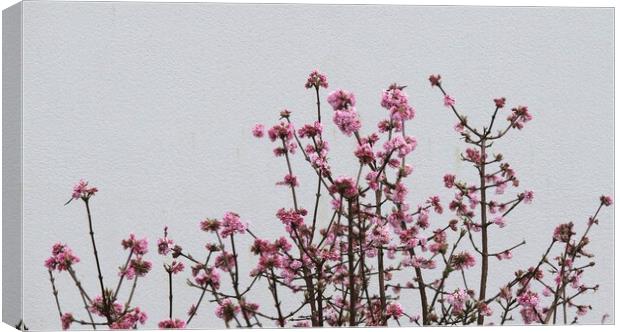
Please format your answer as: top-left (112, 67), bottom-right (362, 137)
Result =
top-left (18, 2), bottom-right (613, 329)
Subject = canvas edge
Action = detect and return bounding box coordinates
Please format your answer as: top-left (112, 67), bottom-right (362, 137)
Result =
top-left (2, 1), bottom-right (23, 330)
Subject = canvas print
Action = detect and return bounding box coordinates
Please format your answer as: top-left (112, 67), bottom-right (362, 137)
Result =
top-left (2, 2), bottom-right (614, 330)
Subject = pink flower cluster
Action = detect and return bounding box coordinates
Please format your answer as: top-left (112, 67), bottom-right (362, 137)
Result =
top-left (44, 243), bottom-right (80, 272)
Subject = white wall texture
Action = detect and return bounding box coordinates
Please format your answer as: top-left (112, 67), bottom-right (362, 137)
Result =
top-left (14, 2), bottom-right (613, 329)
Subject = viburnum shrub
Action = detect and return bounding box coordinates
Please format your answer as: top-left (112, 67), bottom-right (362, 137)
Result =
top-left (48, 71), bottom-right (612, 329)
top-left (45, 180), bottom-right (151, 329)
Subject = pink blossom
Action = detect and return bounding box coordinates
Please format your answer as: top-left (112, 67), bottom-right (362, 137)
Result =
top-left (158, 319), bottom-right (186, 329)
top-left (443, 174), bottom-right (456, 188)
top-left (390, 182), bottom-right (408, 204)
top-left (517, 290), bottom-right (539, 308)
top-left (332, 109), bottom-right (361, 136)
top-left (195, 268), bottom-right (220, 289)
top-left (600, 195), bottom-right (613, 206)
top-left (128, 257), bottom-right (152, 278)
top-left (267, 122), bottom-right (294, 142)
top-left (446, 289), bottom-right (470, 314)
top-left (497, 250), bottom-right (512, 260)
top-left (478, 302), bottom-right (493, 317)
top-left (576, 305), bottom-right (589, 316)
top-left (522, 190), bottom-right (534, 204)
top-left (215, 251), bottom-right (236, 272)
top-left (252, 124), bottom-right (265, 138)
top-left (111, 307), bottom-right (148, 329)
top-left (427, 195), bottom-right (443, 214)
top-left (157, 227), bottom-right (174, 256)
top-left (444, 95), bottom-right (455, 107)
top-left (121, 234), bottom-right (148, 255)
top-left (553, 222), bottom-right (575, 243)
top-left (454, 121), bottom-right (465, 133)
top-left (429, 74), bottom-right (442, 87)
top-left (61, 313), bottom-right (73, 330)
top-left (465, 148), bottom-right (483, 164)
top-left (381, 85), bottom-right (415, 121)
top-left (219, 212), bottom-right (247, 238)
top-left (494, 97), bottom-right (506, 108)
top-left (71, 179), bottom-right (98, 200)
top-left (520, 306), bottom-right (540, 324)
top-left (492, 216), bottom-right (506, 228)
top-left (298, 121), bottom-right (323, 138)
top-left (89, 296), bottom-right (123, 317)
top-left (200, 218), bottom-right (221, 233)
top-left (365, 171), bottom-right (383, 191)
top-left (452, 251), bottom-right (476, 270)
top-left (305, 70), bottom-right (328, 89)
top-left (507, 106), bottom-right (533, 130)
top-left (215, 299), bottom-right (240, 323)
top-left (327, 89), bottom-right (356, 110)
top-left (386, 302), bottom-right (404, 319)
top-left (354, 143), bottom-right (375, 164)
top-left (44, 243), bottom-right (80, 271)
top-left (276, 208), bottom-right (306, 229)
top-left (170, 260), bottom-right (184, 274)
top-left (329, 176), bottom-right (358, 199)
top-left (383, 135), bottom-right (417, 158)
top-left (276, 174), bottom-right (299, 188)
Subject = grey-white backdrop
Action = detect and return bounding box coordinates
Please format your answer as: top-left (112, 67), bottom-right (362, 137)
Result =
top-left (19, 2), bottom-right (613, 329)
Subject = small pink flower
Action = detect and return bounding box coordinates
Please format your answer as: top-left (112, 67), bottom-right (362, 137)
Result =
top-left (386, 302), bottom-right (404, 319)
top-left (157, 227), bottom-right (174, 256)
top-left (517, 290), bottom-right (539, 308)
top-left (327, 89), bottom-right (356, 110)
top-left (215, 299), bottom-right (240, 323)
top-left (497, 250), bottom-right (512, 260)
top-left (329, 176), bottom-right (358, 199)
top-left (215, 251), bottom-right (236, 272)
top-left (267, 122), bottom-right (294, 142)
top-left (600, 195), bottom-right (613, 206)
top-left (494, 97), bottom-right (506, 108)
top-left (429, 74), bottom-right (442, 87)
top-left (298, 121), bottom-right (323, 138)
top-left (354, 143), bottom-right (375, 165)
top-left (443, 174), bottom-right (456, 188)
top-left (492, 216), bottom-right (506, 228)
top-left (507, 106), bottom-right (533, 130)
top-left (522, 190), bottom-right (534, 204)
top-left (170, 260), bottom-right (184, 274)
top-left (276, 174), bottom-right (299, 187)
top-left (219, 212), bottom-right (247, 238)
top-left (194, 267), bottom-right (221, 289)
top-left (332, 109), bottom-right (361, 136)
top-left (61, 313), bottom-right (73, 330)
top-left (454, 121), bottom-right (465, 133)
top-left (444, 95), bottom-right (455, 107)
top-left (305, 70), bottom-right (328, 89)
top-left (158, 318), bottom-right (186, 329)
top-left (252, 124), bottom-right (265, 138)
top-left (446, 289), bottom-right (469, 314)
top-left (553, 222), bottom-right (575, 243)
top-left (121, 234), bottom-right (149, 255)
top-left (129, 257), bottom-right (152, 278)
top-left (71, 179), bottom-right (98, 201)
top-left (45, 243), bottom-right (80, 271)
top-left (452, 251), bottom-right (476, 270)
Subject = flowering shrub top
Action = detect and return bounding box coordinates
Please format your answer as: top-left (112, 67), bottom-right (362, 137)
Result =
top-left (47, 71), bottom-right (612, 329)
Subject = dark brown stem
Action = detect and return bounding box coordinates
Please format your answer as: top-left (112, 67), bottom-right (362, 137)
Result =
top-left (347, 199), bottom-right (357, 326)
top-left (83, 199), bottom-right (110, 323)
top-left (376, 190), bottom-right (387, 325)
top-left (477, 140), bottom-right (489, 325)
top-left (168, 270), bottom-right (173, 319)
